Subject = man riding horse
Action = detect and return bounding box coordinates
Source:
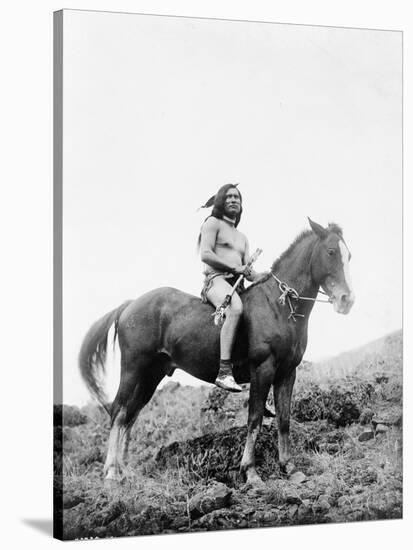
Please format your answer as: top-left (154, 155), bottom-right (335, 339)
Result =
top-left (198, 184), bottom-right (265, 392)
top-left (80, 209), bottom-right (355, 485)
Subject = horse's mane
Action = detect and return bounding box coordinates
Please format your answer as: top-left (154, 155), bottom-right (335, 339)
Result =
top-left (271, 222), bottom-right (343, 272)
top-left (244, 222), bottom-right (343, 293)
top-left (270, 229), bottom-right (314, 274)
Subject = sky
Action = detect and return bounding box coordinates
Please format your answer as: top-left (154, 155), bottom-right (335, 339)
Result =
top-left (61, 10), bottom-right (402, 406)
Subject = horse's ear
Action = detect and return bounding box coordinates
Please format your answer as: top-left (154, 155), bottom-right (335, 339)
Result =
top-left (308, 217), bottom-right (328, 239)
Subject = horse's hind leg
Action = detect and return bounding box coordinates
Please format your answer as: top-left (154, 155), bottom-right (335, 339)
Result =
top-left (104, 353), bottom-right (166, 484)
top-left (104, 407), bottom-right (129, 483)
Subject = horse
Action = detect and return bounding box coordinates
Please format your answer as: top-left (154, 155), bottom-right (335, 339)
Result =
top-left (79, 218), bottom-right (355, 485)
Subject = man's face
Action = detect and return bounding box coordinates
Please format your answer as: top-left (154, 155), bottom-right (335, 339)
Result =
top-left (224, 188), bottom-right (241, 218)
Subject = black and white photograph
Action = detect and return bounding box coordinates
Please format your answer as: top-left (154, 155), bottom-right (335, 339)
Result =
top-left (51, 8), bottom-right (403, 541)
top-left (3, 0), bottom-right (413, 547)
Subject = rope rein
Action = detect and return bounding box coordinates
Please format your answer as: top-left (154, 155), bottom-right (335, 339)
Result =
top-left (270, 272), bottom-right (331, 322)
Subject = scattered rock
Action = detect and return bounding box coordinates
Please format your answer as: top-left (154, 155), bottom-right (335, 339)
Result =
top-left (191, 508), bottom-right (237, 529)
top-left (288, 504), bottom-right (299, 519)
top-left (284, 488), bottom-right (302, 505)
top-left (308, 428), bottom-right (347, 454)
top-left (91, 501), bottom-right (126, 527)
top-left (299, 479), bottom-right (317, 496)
top-left (359, 408), bottom-right (374, 425)
top-left (241, 507), bottom-right (255, 516)
top-left (311, 473), bottom-right (335, 495)
top-left (361, 467), bottom-right (378, 485)
top-left (337, 496), bottom-right (349, 507)
top-left (371, 411), bottom-right (402, 428)
top-left (325, 443), bottom-right (341, 454)
top-left (63, 494), bottom-right (84, 509)
top-left (262, 510), bottom-right (278, 523)
top-left (92, 526), bottom-right (109, 537)
top-left (346, 447), bottom-right (365, 460)
top-left (314, 497), bottom-right (331, 513)
top-left (245, 485), bottom-right (267, 497)
top-left (188, 482), bottom-right (232, 519)
top-left (358, 429), bottom-right (374, 442)
top-left (171, 517), bottom-right (188, 529)
top-left (289, 471), bottom-right (306, 484)
top-left (375, 424), bottom-right (389, 435)
top-left (346, 510), bottom-right (365, 522)
top-left (297, 502), bottom-right (312, 521)
top-left (253, 511), bottom-right (267, 522)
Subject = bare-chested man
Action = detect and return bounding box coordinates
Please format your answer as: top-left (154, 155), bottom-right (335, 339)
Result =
top-left (199, 184), bottom-right (264, 392)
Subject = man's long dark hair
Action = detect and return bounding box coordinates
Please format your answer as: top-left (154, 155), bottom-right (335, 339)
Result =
top-left (197, 184), bottom-right (243, 249)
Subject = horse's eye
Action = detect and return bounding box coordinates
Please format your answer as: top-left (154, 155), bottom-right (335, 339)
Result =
top-left (328, 249), bottom-right (336, 256)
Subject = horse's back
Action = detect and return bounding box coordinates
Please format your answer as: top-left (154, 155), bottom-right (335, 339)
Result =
top-left (120, 286), bottom-right (210, 320)
top-left (118, 287), bottom-right (215, 345)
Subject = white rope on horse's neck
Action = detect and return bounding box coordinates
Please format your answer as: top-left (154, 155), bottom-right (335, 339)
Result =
top-left (271, 272), bottom-right (329, 301)
top-left (270, 272), bottom-right (331, 322)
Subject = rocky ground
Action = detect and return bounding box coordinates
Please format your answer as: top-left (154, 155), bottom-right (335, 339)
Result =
top-left (54, 330), bottom-right (402, 540)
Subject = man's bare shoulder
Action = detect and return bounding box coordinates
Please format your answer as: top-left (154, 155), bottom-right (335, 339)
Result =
top-left (201, 216), bottom-right (220, 231)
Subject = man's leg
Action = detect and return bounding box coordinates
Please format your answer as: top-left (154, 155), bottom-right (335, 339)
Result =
top-left (206, 277), bottom-right (243, 392)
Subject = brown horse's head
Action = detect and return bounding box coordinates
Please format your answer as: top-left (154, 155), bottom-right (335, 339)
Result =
top-left (308, 218), bottom-right (355, 314)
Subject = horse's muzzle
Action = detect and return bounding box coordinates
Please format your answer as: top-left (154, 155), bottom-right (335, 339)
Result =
top-left (332, 291), bottom-right (355, 315)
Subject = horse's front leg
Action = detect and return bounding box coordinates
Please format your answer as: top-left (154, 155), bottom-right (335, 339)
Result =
top-left (121, 426), bottom-right (132, 465)
top-left (273, 368), bottom-right (296, 474)
top-left (240, 357), bottom-right (275, 485)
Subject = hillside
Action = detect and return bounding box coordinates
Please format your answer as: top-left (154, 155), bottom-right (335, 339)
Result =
top-left (54, 329), bottom-right (403, 540)
top-left (306, 330), bottom-right (402, 384)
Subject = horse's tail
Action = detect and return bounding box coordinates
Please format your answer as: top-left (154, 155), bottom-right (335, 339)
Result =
top-left (78, 300), bottom-right (132, 414)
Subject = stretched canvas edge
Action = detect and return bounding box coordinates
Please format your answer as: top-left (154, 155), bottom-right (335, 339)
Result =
top-left (53, 8), bottom-right (64, 541)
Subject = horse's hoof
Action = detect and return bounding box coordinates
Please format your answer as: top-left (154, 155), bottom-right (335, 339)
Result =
top-left (245, 470), bottom-right (265, 487)
top-left (103, 478), bottom-right (120, 491)
top-left (280, 461), bottom-right (296, 477)
top-left (103, 474), bottom-right (122, 490)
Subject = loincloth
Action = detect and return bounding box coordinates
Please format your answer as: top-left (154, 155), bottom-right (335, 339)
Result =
top-left (200, 271), bottom-right (245, 303)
